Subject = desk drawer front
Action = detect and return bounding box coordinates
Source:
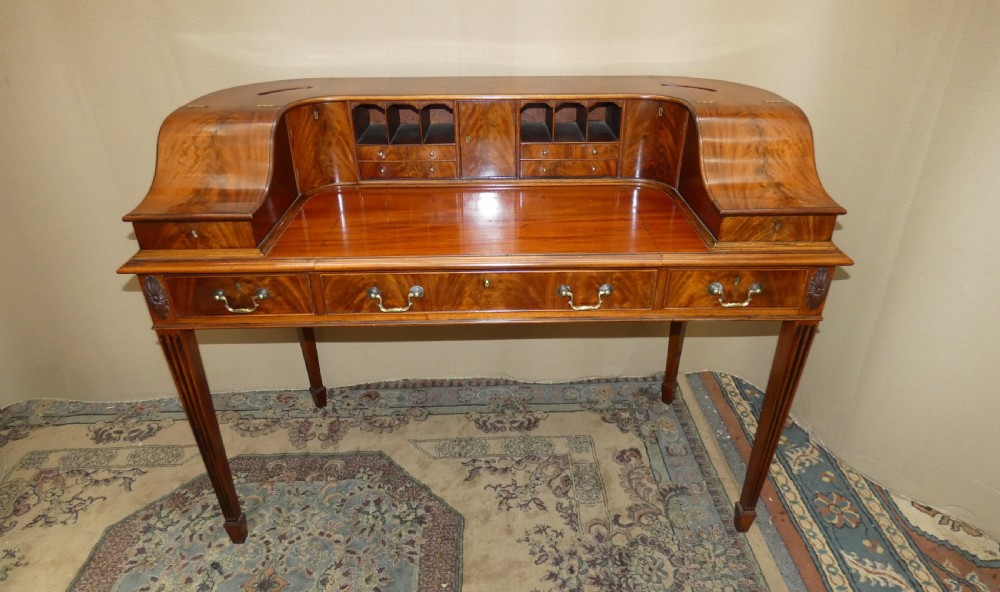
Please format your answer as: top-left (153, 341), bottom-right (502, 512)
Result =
top-left (521, 159), bottom-right (618, 178)
top-left (664, 269), bottom-right (806, 311)
top-left (167, 275), bottom-right (315, 317)
top-left (356, 145), bottom-right (409, 161)
top-left (359, 161), bottom-right (458, 180)
top-left (322, 270), bottom-right (655, 314)
top-left (521, 143), bottom-right (619, 160)
top-left (356, 145), bottom-right (457, 162)
top-left (408, 145), bottom-right (457, 161)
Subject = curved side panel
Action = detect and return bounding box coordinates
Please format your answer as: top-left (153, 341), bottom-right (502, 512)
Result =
top-left (124, 106), bottom-right (292, 249)
top-left (678, 101), bottom-right (845, 242)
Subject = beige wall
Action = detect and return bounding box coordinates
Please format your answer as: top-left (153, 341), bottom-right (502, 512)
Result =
top-left (1, 1), bottom-right (997, 538)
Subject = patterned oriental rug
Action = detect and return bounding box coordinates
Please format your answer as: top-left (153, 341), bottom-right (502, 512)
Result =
top-left (0, 373), bottom-right (994, 591)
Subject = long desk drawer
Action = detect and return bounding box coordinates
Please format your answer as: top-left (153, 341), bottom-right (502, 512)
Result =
top-left (166, 275), bottom-right (315, 317)
top-left (322, 271), bottom-right (656, 314)
top-left (664, 269), bottom-right (807, 311)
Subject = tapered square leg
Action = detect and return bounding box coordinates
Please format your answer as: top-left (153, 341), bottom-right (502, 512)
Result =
top-left (661, 321), bottom-right (687, 404)
top-left (297, 327), bottom-right (327, 408)
top-left (157, 329), bottom-right (247, 543)
top-left (734, 320), bottom-right (818, 532)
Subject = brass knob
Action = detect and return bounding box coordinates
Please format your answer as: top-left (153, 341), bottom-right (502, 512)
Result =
top-left (377, 150), bottom-right (385, 159)
top-left (429, 150), bottom-right (435, 158)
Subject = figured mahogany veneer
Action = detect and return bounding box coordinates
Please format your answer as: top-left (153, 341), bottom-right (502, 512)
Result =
top-left (166, 275), bottom-right (315, 318)
top-left (322, 270), bottom-right (656, 315)
top-left (119, 76), bottom-right (851, 543)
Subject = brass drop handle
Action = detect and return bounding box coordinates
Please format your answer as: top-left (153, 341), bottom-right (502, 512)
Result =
top-left (213, 288), bottom-right (269, 314)
top-left (367, 285), bottom-right (424, 313)
top-left (707, 282), bottom-right (762, 308)
top-left (557, 283), bottom-right (613, 311)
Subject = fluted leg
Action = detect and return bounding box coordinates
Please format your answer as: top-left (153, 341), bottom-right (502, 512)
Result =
top-left (734, 320), bottom-right (819, 532)
top-left (297, 327), bottom-right (327, 408)
top-left (157, 329), bottom-right (247, 543)
top-left (661, 321), bottom-right (687, 404)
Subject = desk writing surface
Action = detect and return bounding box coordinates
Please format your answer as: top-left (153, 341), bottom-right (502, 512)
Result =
top-left (268, 184), bottom-right (709, 261)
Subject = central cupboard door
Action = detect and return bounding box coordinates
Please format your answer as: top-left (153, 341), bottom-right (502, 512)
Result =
top-left (459, 101), bottom-right (517, 179)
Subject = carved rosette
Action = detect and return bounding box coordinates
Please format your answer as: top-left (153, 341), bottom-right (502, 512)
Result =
top-left (805, 268), bottom-right (832, 310)
top-left (143, 276), bottom-right (170, 319)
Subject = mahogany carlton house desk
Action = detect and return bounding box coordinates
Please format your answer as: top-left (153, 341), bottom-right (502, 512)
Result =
top-left (118, 76), bottom-right (851, 544)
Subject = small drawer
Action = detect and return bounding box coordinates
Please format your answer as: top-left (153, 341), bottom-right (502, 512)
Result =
top-left (520, 143), bottom-right (619, 160)
top-left (664, 269), bottom-right (807, 311)
top-left (322, 270), bottom-right (655, 314)
top-left (408, 145), bottom-right (456, 161)
top-left (521, 159), bottom-right (618, 178)
top-left (356, 145), bottom-right (408, 161)
top-left (166, 275), bottom-right (315, 317)
top-left (359, 161), bottom-right (458, 180)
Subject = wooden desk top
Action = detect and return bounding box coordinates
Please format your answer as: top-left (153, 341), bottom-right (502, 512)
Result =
top-left (268, 183), bottom-right (709, 260)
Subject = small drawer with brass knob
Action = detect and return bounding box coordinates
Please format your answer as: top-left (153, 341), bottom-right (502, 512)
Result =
top-left (356, 145), bottom-right (408, 161)
top-left (520, 143), bottom-right (619, 160)
top-left (358, 161), bottom-right (457, 179)
top-left (408, 145), bottom-right (456, 161)
top-left (521, 159), bottom-right (617, 178)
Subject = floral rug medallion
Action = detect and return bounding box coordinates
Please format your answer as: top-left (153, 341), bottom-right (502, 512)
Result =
top-left (71, 452), bottom-right (462, 591)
